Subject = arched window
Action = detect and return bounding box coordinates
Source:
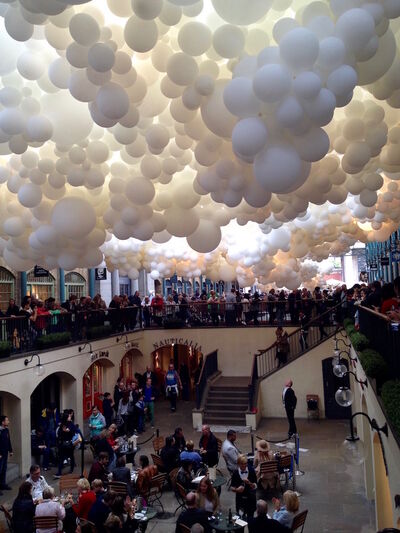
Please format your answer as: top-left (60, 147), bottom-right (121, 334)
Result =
top-left (65, 272), bottom-right (86, 300)
top-left (0, 267), bottom-right (15, 311)
top-left (27, 270), bottom-right (55, 301)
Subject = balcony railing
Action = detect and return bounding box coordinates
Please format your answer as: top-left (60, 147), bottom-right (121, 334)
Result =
top-left (0, 298), bottom-right (340, 359)
top-left (357, 305), bottom-right (400, 379)
top-left (195, 350), bottom-right (218, 410)
top-left (248, 301), bottom-right (343, 410)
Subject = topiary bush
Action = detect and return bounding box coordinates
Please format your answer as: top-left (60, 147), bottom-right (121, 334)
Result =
top-left (87, 325), bottom-right (112, 339)
top-left (349, 331), bottom-right (369, 351)
top-left (359, 348), bottom-right (389, 385)
top-left (345, 324), bottom-right (356, 336)
top-left (381, 380), bottom-right (400, 437)
top-left (343, 318), bottom-right (354, 328)
top-left (36, 332), bottom-right (71, 350)
top-left (0, 341), bottom-right (12, 359)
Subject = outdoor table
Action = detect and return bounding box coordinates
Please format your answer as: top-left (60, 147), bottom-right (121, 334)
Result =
top-left (135, 506), bottom-right (157, 532)
top-left (209, 514), bottom-right (245, 532)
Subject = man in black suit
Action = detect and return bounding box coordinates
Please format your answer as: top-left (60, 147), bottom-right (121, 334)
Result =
top-left (249, 500), bottom-right (288, 533)
top-left (283, 379), bottom-right (297, 438)
top-left (142, 366), bottom-right (157, 388)
top-left (199, 424), bottom-right (219, 467)
top-left (175, 492), bottom-right (211, 533)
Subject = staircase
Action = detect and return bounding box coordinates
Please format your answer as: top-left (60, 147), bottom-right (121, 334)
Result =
top-left (203, 377), bottom-right (249, 426)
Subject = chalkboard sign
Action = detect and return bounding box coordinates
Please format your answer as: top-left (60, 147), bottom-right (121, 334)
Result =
top-left (34, 265), bottom-right (50, 277)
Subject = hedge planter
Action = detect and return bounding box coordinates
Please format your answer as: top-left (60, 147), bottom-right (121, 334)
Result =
top-left (163, 318), bottom-right (185, 329)
top-left (0, 341), bottom-right (12, 359)
top-left (87, 325), bottom-right (113, 340)
top-left (349, 331), bottom-right (369, 351)
top-left (36, 332), bottom-right (71, 350)
top-left (381, 380), bottom-right (400, 438)
top-left (359, 348), bottom-right (389, 387)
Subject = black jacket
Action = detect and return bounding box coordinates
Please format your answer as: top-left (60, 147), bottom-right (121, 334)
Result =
top-left (175, 507), bottom-right (211, 533)
top-left (249, 515), bottom-right (289, 533)
top-left (231, 466), bottom-right (257, 495)
top-left (199, 432), bottom-right (218, 467)
top-left (12, 495), bottom-right (35, 533)
top-left (284, 387), bottom-right (297, 411)
top-left (0, 426), bottom-right (12, 455)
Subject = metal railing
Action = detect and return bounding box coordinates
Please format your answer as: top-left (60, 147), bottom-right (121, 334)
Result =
top-left (195, 350), bottom-right (218, 410)
top-left (0, 298), bottom-right (343, 359)
top-left (358, 305), bottom-right (400, 379)
top-left (248, 302), bottom-right (343, 410)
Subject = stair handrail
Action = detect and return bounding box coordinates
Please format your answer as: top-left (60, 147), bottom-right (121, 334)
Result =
top-left (248, 301), bottom-right (344, 410)
top-left (195, 349), bottom-right (218, 410)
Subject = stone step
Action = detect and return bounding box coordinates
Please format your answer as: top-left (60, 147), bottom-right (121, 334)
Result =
top-left (204, 409), bottom-right (246, 417)
top-left (204, 415), bottom-right (246, 425)
top-left (208, 389), bottom-right (249, 397)
top-left (205, 399), bottom-right (248, 407)
top-left (6, 462), bottom-right (20, 484)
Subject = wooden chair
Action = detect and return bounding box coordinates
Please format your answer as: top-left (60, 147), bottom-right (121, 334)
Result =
top-left (151, 453), bottom-right (165, 470)
top-left (0, 504), bottom-right (13, 532)
top-left (306, 394), bottom-right (320, 420)
top-left (152, 436), bottom-right (165, 455)
top-left (291, 509), bottom-right (308, 533)
top-left (34, 516), bottom-right (59, 532)
top-left (278, 454), bottom-right (293, 490)
top-left (258, 460), bottom-right (280, 491)
top-left (109, 481), bottom-right (128, 496)
top-left (147, 473), bottom-right (167, 512)
top-left (169, 467), bottom-right (179, 489)
top-left (179, 525), bottom-right (191, 533)
top-left (174, 482), bottom-right (187, 516)
top-left (59, 476), bottom-right (79, 496)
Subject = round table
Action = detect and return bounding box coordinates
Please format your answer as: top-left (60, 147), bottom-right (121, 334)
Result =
top-left (209, 515), bottom-right (244, 532)
top-left (135, 506), bottom-right (157, 532)
top-left (211, 475), bottom-right (226, 490)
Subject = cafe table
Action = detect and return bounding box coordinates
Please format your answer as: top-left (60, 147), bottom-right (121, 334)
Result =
top-left (209, 514), bottom-right (246, 532)
top-left (135, 506), bottom-right (157, 532)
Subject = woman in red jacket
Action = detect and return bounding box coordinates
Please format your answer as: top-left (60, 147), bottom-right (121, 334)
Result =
top-left (69, 478), bottom-right (96, 519)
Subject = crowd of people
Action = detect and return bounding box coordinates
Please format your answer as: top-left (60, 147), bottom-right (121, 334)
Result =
top-left (11, 417), bottom-right (304, 533)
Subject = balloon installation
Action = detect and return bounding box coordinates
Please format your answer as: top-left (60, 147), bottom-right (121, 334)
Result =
top-left (0, 0), bottom-right (399, 288)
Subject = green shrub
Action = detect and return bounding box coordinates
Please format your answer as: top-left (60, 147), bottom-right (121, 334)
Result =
top-left (349, 331), bottom-right (369, 351)
top-left (343, 318), bottom-right (354, 328)
top-left (163, 318), bottom-right (185, 329)
top-left (36, 332), bottom-right (71, 350)
top-left (381, 380), bottom-right (400, 437)
top-left (87, 325), bottom-right (112, 340)
top-left (346, 324), bottom-right (356, 336)
top-left (0, 341), bottom-right (12, 359)
top-left (359, 348), bottom-right (389, 384)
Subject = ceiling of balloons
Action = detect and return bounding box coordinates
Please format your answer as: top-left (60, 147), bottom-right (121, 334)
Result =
top-left (0, 0), bottom-right (400, 289)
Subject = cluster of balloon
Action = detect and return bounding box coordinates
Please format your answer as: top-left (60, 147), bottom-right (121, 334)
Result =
top-left (0, 0), bottom-right (399, 286)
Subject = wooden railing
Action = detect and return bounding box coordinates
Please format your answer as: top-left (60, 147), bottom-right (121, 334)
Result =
top-left (195, 350), bottom-right (218, 409)
top-left (248, 302), bottom-right (344, 410)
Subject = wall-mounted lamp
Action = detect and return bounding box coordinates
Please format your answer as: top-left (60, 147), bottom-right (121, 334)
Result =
top-left (334, 336), bottom-right (351, 351)
top-left (335, 386), bottom-right (354, 408)
top-left (24, 354), bottom-right (45, 376)
top-left (346, 411), bottom-right (389, 475)
top-left (333, 365), bottom-right (367, 390)
top-left (116, 334), bottom-right (130, 350)
top-left (332, 348), bottom-right (357, 367)
top-left (79, 343), bottom-right (94, 358)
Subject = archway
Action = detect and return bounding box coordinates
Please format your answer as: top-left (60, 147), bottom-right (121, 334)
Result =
top-left (373, 432), bottom-right (393, 529)
top-left (151, 343), bottom-right (203, 400)
top-left (83, 359), bottom-right (115, 419)
top-left (120, 348), bottom-right (144, 382)
top-left (30, 372), bottom-right (77, 430)
top-left (0, 391), bottom-right (21, 479)
top-left (65, 272), bottom-right (87, 300)
top-left (27, 269), bottom-right (55, 301)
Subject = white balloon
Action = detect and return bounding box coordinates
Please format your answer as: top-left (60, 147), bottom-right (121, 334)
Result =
top-left (124, 16), bottom-right (158, 53)
top-left (317, 36), bottom-right (346, 71)
top-left (132, 0), bottom-right (163, 20)
top-left (69, 13), bottom-right (100, 46)
top-left (326, 65), bottom-right (358, 97)
top-left (223, 77), bottom-right (261, 117)
top-left (232, 117), bottom-right (268, 158)
top-left (96, 83), bottom-right (129, 120)
top-left (51, 197), bottom-right (96, 238)
top-left (279, 27), bottom-right (319, 69)
top-left (187, 219), bottom-right (221, 252)
top-left (125, 176), bottom-right (155, 205)
top-left (88, 43), bottom-right (115, 72)
top-left (293, 71), bottom-right (321, 100)
top-left (167, 53), bottom-right (199, 86)
top-left (178, 21), bottom-right (212, 56)
top-left (254, 144), bottom-right (302, 193)
top-left (213, 25), bottom-right (245, 58)
top-left (17, 51), bottom-right (45, 80)
top-left (17, 183), bottom-right (42, 207)
top-left (211, 0), bottom-right (272, 25)
top-left (253, 64), bottom-right (292, 104)
top-left (335, 8), bottom-right (375, 54)
top-left (292, 127), bottom-right (330, 162)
